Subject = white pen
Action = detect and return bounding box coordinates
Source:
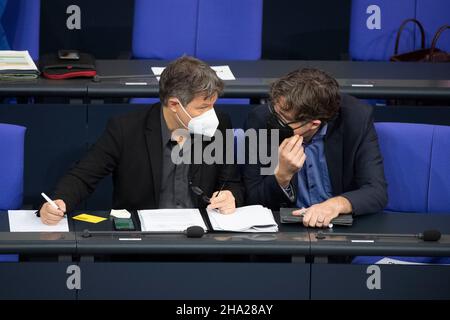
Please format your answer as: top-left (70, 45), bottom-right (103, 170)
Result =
top-left (41, 192), bottom-right (63, 211)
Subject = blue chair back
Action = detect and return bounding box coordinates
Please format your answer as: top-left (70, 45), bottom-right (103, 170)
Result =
top-left (132, 0), bottom-right (262, 60)
top-left (349, 0), bottom-right (418, 61)
top-left (416, 0), bottom-right (450, 53)
top-left (132, 0), bottom-right (198, 60)
top-left (375, 122), bottom-right (450, 213)
top-left (0, 123), bottom-right (26, 210)
top-left (132, 0), bottom-right (262, 104)
top-left (428, 125), bottom-right (450, 213)
top-left (0, 0), bottom-right (9, 49)
top-left (1, 0), bottom-right (40, 60)
top-left (354, 123), bottom-right (450, 265)
top-left (196, 0), bottom-right (262, 60)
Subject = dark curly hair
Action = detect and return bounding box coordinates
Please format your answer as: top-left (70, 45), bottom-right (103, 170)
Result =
top-left (269, 68), bottom-right (341, 122)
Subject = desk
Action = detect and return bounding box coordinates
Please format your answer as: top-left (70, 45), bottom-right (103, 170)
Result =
top-left (1, 60), bottom-right (450, 100)
top-left (309, 213), bottom-right (450, 299)
top-left (0, 78), bottom-right (87, 99)
top-left (73, 211), bottom-right (310, 300)
top-left (89, 60), bottom-right (450, 100)
top-left (0, 211), bottom-right (76, 300)
top-left (1, 210), bottom-right (450, 300)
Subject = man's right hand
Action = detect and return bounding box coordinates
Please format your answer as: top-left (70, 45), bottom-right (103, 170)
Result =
top-left (39, 200), bottom-right (66, 225)
top-left (274, 135), bottom-right (306, 188)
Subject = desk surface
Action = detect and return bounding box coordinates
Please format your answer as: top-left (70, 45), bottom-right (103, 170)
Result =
top-left (0, 211), bottom-right (76, 254)
top-left (1, 210), bottom-right (450, 257)
top-left (90, 60), bottom-right (450, 100)
top-left (1, 60), bottom-right (450, 100)
top-left (310, 212), bottom-right (450, 257)
top-left (73, 211), bottom-right (310, 256)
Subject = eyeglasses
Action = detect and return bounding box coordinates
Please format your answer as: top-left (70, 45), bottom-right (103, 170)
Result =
top-left (191, 186), bottom-right (211, 204)
top-left (268, 103), bottom-right (310, 131)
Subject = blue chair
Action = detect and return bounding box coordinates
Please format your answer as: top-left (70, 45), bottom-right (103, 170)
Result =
top-left (132, 0), bottom-right (198, 60)
top-left (416, 0), bottom-right (450, 53)
top-left (132, 0), bottom-right (262, 60)
top-left (428, 125), bottom-right (450, 213)
top-left (0, 123), bottom-right (26, 263)
top-left (349, 0), bottom-right (418, 61)
top-left (131, 0), bottom-right (262, 104)
top-left (0, 123), bottom-right (26, 210)
top-left (378, 122), bottom-right (432, 212)
top-left (0, 0), bottom-right (9, 49)
top-left (1, 0), bottom-right (40, 60)
top-left (353, 123), bottom-right (450, 265)
top-left (195, 0), bottom-right (262, 60)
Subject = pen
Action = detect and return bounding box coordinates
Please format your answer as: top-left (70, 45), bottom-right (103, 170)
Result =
top-left (40, 192), bottom-right (63, 211)
top-left (216, 181), bottom-right (226, 197)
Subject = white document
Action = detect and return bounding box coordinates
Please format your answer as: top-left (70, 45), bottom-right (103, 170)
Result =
top-left (151, 65), bottom-right (236, 81)
top-left (210, 66), bottom-right (236, 80)
top-left (375, 257), bottom-right (431, 265)
top-left (8, 210), bottom-right (69, 232)
top-left (138, 209), bottom-right (207, 232)
top-left (0, 50), bottom-right (38, 71)
top-left (207, 205), bottom-right (278, 233)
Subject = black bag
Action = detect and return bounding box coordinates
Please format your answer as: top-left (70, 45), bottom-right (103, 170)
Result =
top-left (40, 52), bottom-right (97, 79)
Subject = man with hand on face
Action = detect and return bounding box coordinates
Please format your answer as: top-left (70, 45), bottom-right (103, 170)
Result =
top-left (243, 68), bottom-right (387, 228)
top-left (39, 56), bottom-right (244, 225)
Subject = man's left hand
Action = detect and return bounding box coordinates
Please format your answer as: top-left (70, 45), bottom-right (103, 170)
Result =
top-left (292, 197), bottom-right (350, 228)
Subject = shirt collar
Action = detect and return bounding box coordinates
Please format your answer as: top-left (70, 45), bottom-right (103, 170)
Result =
top-left (305, 123), bottom-right (328, 145)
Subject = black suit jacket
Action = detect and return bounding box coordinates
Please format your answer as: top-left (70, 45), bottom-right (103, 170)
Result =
top-left (243, 94), bottom-right (388, 215)
top-left (52, 103), bottom-right (244, 212)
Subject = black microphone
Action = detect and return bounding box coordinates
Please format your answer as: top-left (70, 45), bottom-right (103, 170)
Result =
top-left (419, 229), bottom-right (441, 241)
top-left (315, 229), bottom-right (441, 242)
top-left (81, 225), bottom-right (205, 239)
top-left (185, 225), bottom-right (205, 238)
top-left (92, 73), bottom-right (160, 83)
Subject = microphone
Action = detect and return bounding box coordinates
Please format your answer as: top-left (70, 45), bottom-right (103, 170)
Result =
top-left (185, 225), bottom-right (205, 238)
top-left (419, 229), bottom-right (441, 241)
top-left (81, 225), bottom-right (205, 239)
top-left (92, 73), bottom-right (160, 83)
top-left (315, 229), bottom-right (441, 242)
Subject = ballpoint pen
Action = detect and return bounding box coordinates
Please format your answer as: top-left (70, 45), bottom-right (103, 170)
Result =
top-left (40, 192), bottom-right (65, 215)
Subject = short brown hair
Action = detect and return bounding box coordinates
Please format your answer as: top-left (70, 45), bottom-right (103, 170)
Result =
top-left (269, 68), bottom-right (341, 122)
top-left (159, 56), bottom-right (224, 106)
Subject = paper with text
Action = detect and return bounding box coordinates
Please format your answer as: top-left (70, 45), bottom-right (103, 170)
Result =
top-left (151, 65), bottom-right (235, 81)
top-left (207, 205), bottom-right (278, 233)
top-left (138, 209), bottom-right (207, 232)
top-left (8, 210), bottom-right (69, 232)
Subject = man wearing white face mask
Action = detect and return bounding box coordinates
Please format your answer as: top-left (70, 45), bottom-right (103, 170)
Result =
top-left (38, 56), bottom-right (244, 224)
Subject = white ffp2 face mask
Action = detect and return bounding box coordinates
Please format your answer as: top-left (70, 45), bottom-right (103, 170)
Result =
top-left (176, 99), bottom-right (219, 138)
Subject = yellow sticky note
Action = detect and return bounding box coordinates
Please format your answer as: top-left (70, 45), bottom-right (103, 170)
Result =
top-left (72, 214), bottom-right (107, 224)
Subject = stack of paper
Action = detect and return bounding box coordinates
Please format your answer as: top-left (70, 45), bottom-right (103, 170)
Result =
top-left (0, 51), bottom-right (39, 80)
top-left (151, 65), bottom-right (236, 81)
top-left (207, 205), bottom-right (278, 233)
top-left (8, 210), bottom-right (69, 232)
top-left (138, 209), bottom-right (207, 232)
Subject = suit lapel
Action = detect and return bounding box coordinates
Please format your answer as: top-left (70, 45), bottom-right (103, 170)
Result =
top-left (324, 113), bottom-right (344, 196)
top-left (145, 104), bottom-right (163, 207)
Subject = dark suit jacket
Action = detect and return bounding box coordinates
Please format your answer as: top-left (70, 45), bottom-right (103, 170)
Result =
top-left (243, 94), bottom-right (388, 215)
top-left (52, 103), bottom-right (244, 212)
